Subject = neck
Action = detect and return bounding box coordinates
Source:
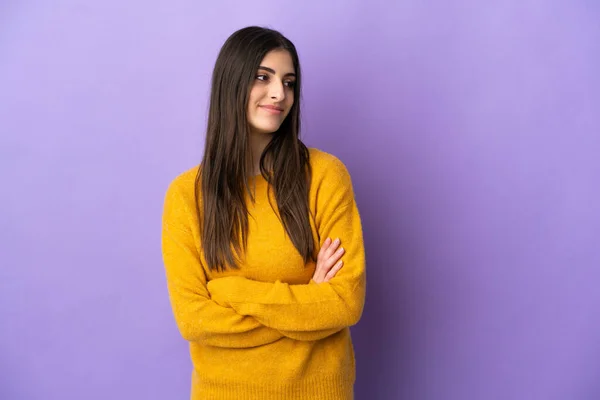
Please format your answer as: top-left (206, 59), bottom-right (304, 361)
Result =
top-left (248, 131), bottom-right (274, 176)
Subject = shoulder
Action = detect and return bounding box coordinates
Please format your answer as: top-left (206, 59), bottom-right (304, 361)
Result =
top-left (163, 164), bottom-right (201, 209)
top-left (308, 147), bottom-right (344, 167)
top-left (307, 147), bottom-right (355, 207)
top-left (307, 147), bottom-right (353, 187)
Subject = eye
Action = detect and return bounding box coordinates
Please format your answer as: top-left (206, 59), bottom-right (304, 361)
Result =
top-left (255, 74), bottom-right (269, 82)
top-left (284, 80), bottom-right (296, 89)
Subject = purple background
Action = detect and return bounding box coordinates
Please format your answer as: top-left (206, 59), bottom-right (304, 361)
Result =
top-left (2, 1), bottom-right (599, 399)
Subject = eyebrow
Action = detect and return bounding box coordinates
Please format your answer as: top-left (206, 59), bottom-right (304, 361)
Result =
top-left (258, 66), bottom-right (296, 78)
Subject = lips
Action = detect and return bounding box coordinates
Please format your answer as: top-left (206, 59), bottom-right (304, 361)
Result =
top-left (260, 105), bottom-right (284, 113)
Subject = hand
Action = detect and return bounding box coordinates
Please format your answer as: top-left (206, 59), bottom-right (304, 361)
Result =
top-left (311, 237), bottom-right (345, 284)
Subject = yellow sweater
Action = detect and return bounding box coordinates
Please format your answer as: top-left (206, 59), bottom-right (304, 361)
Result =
top-left (161, 147), bottom-right (366, 400)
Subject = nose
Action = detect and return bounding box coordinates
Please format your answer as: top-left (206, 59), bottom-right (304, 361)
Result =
top-left (269, 80), bottom-right (286, 101)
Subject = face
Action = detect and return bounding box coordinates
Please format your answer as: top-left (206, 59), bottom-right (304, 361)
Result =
top-left (247, 49), bottom-right (296, 136)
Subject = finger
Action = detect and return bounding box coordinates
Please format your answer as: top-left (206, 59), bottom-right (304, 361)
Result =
top-left (315, 240), bottom-right (343, 282)
top-left (314, 239), bottom-right (332, 282)
top-left (323, 263), bottom-right (343, 282)
top-left (326, 246), bottom-right (345, 265)
top-left (324, 260), bottom-right (343, 282)
top-left (323, 238), bottom-right (341, 260)
top-left (319, 247), bottom-right (345, 278)
top-left (317, 237), bottom-right (332, 262)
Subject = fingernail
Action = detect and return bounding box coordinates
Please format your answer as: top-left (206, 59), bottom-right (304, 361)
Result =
top-left (334, 238), bottom-right (340, 244)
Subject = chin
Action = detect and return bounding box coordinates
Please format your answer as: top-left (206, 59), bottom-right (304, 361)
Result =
top-left (251, 123), bottom-right (282, 135)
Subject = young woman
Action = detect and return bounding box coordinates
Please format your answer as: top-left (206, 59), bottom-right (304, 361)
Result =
top-left (161, 26), bottom-right (366, 399)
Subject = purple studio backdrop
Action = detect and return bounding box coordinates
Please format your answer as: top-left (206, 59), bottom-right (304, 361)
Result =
top-left (1, 1), bottom-right (599, 399)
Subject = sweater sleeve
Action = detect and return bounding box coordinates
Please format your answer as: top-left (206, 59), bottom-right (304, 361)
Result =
top-left (162, 178), bottom-right (284, 348)
top-left (206, 157), bottom-right (366, 332)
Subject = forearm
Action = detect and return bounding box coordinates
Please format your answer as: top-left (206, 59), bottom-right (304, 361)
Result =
top-left (172, 298), bottom-right (285, 347)
top-left (174, 296), bottom-right (342, 344)
top-left (278, 327), bottom-right (345, 341)
top-left (208, 276), bottom-right (366, 332)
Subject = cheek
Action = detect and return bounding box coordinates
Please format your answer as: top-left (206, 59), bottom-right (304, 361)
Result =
top-left (286, 98), bottom-right (294, 113)
top-left (248, 85), bottom-right (264, 106)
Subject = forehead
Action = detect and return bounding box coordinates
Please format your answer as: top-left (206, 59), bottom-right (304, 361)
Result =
top-left (259, 50), bottom-right (294, 73)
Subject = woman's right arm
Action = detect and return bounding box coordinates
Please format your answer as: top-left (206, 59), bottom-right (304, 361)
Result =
top-left (162, 180), bottom-right (284, 348)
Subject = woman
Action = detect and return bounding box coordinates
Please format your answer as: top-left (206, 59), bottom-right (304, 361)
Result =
top-left (161, 26), bottom-right (366, 399)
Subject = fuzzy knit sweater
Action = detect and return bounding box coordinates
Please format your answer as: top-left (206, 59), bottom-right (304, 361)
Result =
top-left (161, 147), bottom-right (366, 400)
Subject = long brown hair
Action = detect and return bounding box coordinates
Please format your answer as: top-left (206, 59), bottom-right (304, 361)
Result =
top-left (196, 26), bottom-right (314, 271)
